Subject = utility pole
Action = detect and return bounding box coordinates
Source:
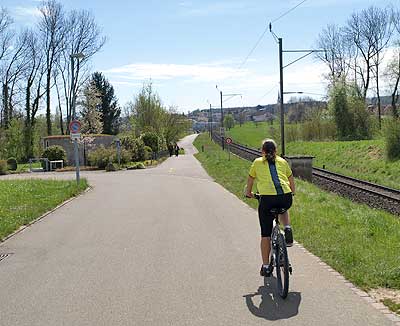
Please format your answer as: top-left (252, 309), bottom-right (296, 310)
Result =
top-left (279, 37), bottom-right (285, 157)
top-left (270, 23), bottom-right (324, 157)
top-left (220, 90), bottom-right (224, 150)
top-left (209, 103), bottom-right (213, 138)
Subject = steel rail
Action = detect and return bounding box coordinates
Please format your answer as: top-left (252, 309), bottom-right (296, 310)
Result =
top-left (211, 133), bottom-right (400, 204)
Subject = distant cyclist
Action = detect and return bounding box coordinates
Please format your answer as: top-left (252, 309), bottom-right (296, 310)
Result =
top-left (245, 139), bottom-right (295, 277)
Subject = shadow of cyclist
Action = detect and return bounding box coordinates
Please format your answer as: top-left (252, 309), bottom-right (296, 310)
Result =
top-left (243, 277), bottom-right (301, 321)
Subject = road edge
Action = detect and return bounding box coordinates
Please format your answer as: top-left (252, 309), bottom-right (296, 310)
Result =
top-left (0, 186), bottom-right (93, 245)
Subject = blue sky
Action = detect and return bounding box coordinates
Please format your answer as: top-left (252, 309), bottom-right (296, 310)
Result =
top-left (3, 0), bottom-right (397, 113)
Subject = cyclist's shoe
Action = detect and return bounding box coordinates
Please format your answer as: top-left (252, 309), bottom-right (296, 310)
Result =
top-left (260, 265), bottom-right (273, 277)
top-left (284, 228), bottom-right (294, 247)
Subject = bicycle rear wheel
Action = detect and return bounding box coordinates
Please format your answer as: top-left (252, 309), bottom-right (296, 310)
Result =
top-left (274, 233), bottom-right (289, 299)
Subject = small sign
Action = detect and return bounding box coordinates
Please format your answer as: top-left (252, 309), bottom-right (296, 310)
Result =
top-left (70, 133), bottom-right (81, 140)
top-left (226, 137), bottom-right (233, 144)
top-left (69, 120), bottom-right (81, 134)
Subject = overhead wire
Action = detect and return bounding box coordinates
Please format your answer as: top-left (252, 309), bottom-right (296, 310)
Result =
top-left (219, 0), bottom-right (309, 105)
top-left (271, 0), bottom-right (308, 24)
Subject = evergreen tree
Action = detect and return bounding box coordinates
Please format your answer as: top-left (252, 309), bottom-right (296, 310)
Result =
top-left (90, 72), bottom-right (121, 134)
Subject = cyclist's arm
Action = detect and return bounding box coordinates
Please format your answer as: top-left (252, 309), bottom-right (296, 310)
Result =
top-left (289, 175), bottom-right (295, 195)
top-left (246, 176), bottom-right (255, 198)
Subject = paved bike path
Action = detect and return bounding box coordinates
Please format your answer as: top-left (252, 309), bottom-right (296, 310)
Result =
top-left (0, 134), bottom-right (397, 325)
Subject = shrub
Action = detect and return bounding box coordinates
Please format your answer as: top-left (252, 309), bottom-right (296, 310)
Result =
top-left (0, 160), bottom-right (7, 175)
top-left (6, 157), bottom-right (17, 171)
top-left (105, 162), bottom-right (116, 172)
top-left (119, 149), bottom-right (131, 165)
top-left (141, 132), bottom-right (159, 152)
top-left (120, 135), bottom-right (146, 162)
top-left (42, 145), bottom-right (66, 162)
top-left (328, 81), bottom-right (372, 141)
top-left (144, 146), bottom-right (153, 160)
top-left (88, 146), bottom-right (131, 168)
top-left (131, 138), bottom-right (146, 162)
top-left (385, 120), bottom-right (400, 161)
top-left (88, 146), bottom-right (112, 169)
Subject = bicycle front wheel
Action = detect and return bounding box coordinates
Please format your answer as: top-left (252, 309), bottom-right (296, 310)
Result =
top-left (274, 233), bottom-right (289, 299)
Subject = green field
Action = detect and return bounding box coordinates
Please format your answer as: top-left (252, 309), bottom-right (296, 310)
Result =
top-left (0, 179), bottom-right (88, 240)
top-left (194, 133), bottom-right (400, 291)
top-left (226, 122), bottom-right (400, 190)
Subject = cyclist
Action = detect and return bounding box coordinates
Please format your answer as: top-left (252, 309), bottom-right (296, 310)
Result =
top-left (245, 139), bottom-right (295, 277)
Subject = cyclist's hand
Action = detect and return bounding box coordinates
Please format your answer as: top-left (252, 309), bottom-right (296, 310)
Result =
top-left (245, 192), bottom-right (254, 198)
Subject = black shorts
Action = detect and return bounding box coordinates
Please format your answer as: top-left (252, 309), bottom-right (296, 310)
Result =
top-left (258, 193), bottom-right (293, 237)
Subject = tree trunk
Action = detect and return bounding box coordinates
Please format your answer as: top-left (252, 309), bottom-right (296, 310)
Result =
top-left (24, 85), bottom-right (32, 160)
top-left (375, 63), bottom-right (381, 129)
top-left (55, 79), bottom-right (64, 135)
top-left (46, 72), bottom-right (52, 135)
top-left (2, 83), bottom-right (9, 128)
top-left (391, 53), bottom-right (400, 119)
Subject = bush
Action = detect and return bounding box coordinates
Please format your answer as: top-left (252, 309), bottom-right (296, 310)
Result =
top-left (328, 81), bottom-right (372, 141)
top-left (120, 135), bottom-right (146, 162)
top-left (88, 146), bottom-right (113, 169)
top-left (105, 162), bottom-right (116, 172)
top-left (0, 160), bottom-right (7, 175)
top-left (385, 120), bottom-right (400, 161)
top-left (126, 162), bottom-right (146, 170)
top-left (144, 146), bottom-right (153, 160)
top-left (141, 132), bottom-right (159, 152)
top-left (42, 145), bottom-right (66, 162)
top-left (88, 146), bottom-right (131, 168)
top-left (6, 157), bottom-right (17, 171)
top-left (132, 138), bottom-right (146, 162)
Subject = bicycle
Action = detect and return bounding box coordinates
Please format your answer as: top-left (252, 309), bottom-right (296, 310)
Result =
top-left (250, 193), bottom-right (293, 299)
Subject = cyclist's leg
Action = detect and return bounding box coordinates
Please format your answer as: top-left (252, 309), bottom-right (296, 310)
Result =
top-left (258, 197), bottom-right (274, 265)
top-left (279, 211), bottom-right (290, 226)
top-left (260, 237), bottom-right (271, 265)
top-left (277, 193), bottom-right (293, 227)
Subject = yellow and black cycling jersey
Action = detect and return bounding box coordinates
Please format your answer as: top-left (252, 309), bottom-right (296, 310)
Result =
top-left (249, 156), bottom-right (292, 195)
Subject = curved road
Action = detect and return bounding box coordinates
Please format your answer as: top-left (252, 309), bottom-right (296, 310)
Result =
top-left (0, 134), bottom-right (397, 325)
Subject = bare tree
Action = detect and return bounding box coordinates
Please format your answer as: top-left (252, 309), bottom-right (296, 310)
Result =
top-left (370, 7), bottom-right (394, 128)
top-left (20, 29), bottom-right (46, 158)
top-left (316, 24), bottom-right (351, 82)
top-left (344, 7), bottom-right (390, 99)
top-left (385, 47), bottom-right (400, 118)
top-left (0, 7), bottom-right (13, 61)
top-left (385, 9), bottom-right (400, 118)
top-left (56, 9), bottom-right (105, 133)
top-left (1, 32), bottom-right (30, 128)
top-left (38, 0), bottom-right (66, 135)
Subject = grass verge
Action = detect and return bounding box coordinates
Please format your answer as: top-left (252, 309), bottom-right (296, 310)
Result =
top-left (382, 299), bottom-right (400, 314)
top-left (226, 122), bottom-right (400, 190)
top-left (0, 179), bottom-right (88, 241)
top-left (194, 133), bottom-right (400, 291)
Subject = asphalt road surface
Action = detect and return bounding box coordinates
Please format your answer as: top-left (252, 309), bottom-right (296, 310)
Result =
top-left (0, 134), bottom-right (397, 325)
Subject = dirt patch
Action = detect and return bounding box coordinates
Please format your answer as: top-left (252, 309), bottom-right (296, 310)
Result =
top-left (367, 146), bottom-right (383, 160)
top-left (369, 288), bottom-right (400, 314)
top-left (369, 288), bottom-right (400, 303)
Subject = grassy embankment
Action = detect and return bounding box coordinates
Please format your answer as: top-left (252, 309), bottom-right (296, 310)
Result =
top-left (0, 179), bottom-right (88, 241)
top-left (194, 133), bottom-right (400, 294)
top-left (226, 122), bottom-right (400, 190)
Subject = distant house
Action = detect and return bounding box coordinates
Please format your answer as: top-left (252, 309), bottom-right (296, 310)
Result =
top-left (42, 134), bottom-right (115, 165)
top-left (252, 113), bottom-right (268, 122)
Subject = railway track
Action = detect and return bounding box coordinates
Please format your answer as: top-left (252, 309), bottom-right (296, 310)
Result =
top-left (211, 133), bottom-right (400, 215)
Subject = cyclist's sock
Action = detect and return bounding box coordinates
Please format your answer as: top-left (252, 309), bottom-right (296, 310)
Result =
top-left (262, 264), bottom-right (270, 268)
top-left (284, 225), bottom-right (292, 230)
